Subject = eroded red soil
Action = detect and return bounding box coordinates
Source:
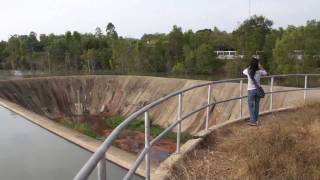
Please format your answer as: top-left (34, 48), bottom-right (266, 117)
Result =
top-left (55, 113), bottom-right (177, 162)
top-left (103, 129), bottom-right (176, 162)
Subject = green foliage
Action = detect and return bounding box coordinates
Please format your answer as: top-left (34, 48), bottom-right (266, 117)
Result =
top-left (106, 22), bottom-right (118, 39)
top-left (167, 25), bottom-right (185, 69)
top-left (262, 29), bottom-right (283, 71)
top-left (2, 18), bottom-right (320, 76)
top-left (172, 62), bottom-right (187, 74)
top-left (62, 119), bottom-right (99, 139)
top-left (273, 20), bottom-right (320, 74)
top-left (224, 60), bottom-right (243, 77)
top-left (80, 49), bottom-right (95, 73)
top-left (0, 41), bottom-right (8, 68)
top-left (194, 44), bottom-right (217, 73)
top-left (233, 15), bottom-right (273, 56)
top-left (104, 115), bottom-right (124, 129)
top-left (104, 115), bottom-right (191, 142)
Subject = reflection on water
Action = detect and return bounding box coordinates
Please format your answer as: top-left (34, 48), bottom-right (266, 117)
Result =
top-left (0, 106), bottom-right (142, 180)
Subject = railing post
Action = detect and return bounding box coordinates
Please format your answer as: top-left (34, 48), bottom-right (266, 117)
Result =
top-left (239, 80), bottom-right (243, 119)
top-left (144, 111), bottom-right (150, 180)
top-left (205, 84), bottom-right (212, 130)
top-left (270, 77), bottom-right (274, 111)
top-left (97, 158), bottom-right (106, 180)
top-left (176, 93), bottom-right (182, 153)
top-left (304, 75), bottom-right (308, 104)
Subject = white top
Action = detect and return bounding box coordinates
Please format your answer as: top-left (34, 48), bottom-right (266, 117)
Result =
top-left (243, 68), bottom-right (267, 90)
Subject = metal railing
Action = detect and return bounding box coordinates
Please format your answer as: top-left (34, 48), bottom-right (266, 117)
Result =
top-left (74, 74), bottom-right (320, 180)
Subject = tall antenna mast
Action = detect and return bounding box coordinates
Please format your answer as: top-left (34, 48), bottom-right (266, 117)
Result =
top-left (249, 0), bottom-right (251, 17)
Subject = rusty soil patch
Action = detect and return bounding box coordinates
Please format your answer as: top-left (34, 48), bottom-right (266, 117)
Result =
top-left (54, 112), bottom-right (191, 163)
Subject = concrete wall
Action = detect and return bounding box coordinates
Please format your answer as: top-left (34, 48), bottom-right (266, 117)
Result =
top-left (0, 75), bottom-right (319, 135)
top-left (0, 75), bottom-right (210, 134)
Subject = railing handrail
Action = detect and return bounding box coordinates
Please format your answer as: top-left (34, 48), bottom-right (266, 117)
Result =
top-left (74, 74), bottom-right (320, 180)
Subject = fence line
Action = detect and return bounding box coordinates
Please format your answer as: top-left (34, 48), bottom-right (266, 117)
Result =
top-left (74, 74), bottom-right (320, 180)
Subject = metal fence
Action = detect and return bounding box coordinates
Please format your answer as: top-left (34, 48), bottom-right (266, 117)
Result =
top-left (74, 74), bottom-right (320, 180)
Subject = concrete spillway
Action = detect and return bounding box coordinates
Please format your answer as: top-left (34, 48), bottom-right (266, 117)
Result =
top-left (0, 75), bottom-right (210, 134)
top-left (0, 75), bottom-right (319, 135)
top-left (1, 75), bottom-right (320, 178)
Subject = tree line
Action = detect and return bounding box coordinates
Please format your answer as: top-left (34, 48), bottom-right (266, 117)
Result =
top-left (0, 16), bottom-right (320, 76)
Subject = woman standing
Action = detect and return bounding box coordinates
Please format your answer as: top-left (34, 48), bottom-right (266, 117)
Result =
top-left (243, 58), bottom-right (267, 126)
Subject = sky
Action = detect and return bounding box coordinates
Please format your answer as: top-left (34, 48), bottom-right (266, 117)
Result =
top-left (0, 0), bottom-right (319, 41)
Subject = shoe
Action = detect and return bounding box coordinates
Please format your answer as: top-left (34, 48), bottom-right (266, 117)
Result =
top-left (248, 122), bottom-right (257, 126)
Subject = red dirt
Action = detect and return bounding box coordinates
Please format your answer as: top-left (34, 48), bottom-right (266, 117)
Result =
top-left (56, 113), bottom-right (177, 162)
top-left (103, 129), bottom-right (176, 162)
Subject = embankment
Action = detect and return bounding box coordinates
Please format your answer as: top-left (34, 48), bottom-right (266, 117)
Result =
top-left (0, 75), bottom-right (208, 134)
top-left (0, 75), bottom-right (319, 135)
top-left (1, 75), bottom-right (320, 178)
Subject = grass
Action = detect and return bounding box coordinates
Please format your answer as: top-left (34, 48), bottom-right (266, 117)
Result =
top-left (168, 103), bottom-right (320, 180)
top-left (56, 114), bottom-right (192, 143)
top-left (61, 119), bottom-right (100, 139)
top-left (104, 115), bottom-right (192, 142)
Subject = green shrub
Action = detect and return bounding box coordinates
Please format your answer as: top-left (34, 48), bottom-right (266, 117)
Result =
top-left (104, 115), bottom-right (125, 129)
top-left (172, 62), bottom-right (187, 74)
top-left (104, 115), bottom-right (192, 142)
top-left (62, 119), bottom-right (99, 139)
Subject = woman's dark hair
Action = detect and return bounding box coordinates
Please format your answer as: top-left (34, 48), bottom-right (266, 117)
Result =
top-left (249, 57), bottom-right (260, 79)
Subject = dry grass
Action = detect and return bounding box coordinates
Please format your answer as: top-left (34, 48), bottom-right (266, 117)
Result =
top-left (168, 104), bottom-right (320, 180)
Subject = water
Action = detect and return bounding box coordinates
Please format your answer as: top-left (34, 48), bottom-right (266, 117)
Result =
top-left (0, 106), bottom-right (143, 180)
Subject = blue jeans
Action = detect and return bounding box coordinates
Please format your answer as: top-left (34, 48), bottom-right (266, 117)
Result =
top-left (248, 89), bottom-right (260, 123)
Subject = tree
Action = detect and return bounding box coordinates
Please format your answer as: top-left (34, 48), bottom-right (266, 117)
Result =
top-left (233, 15), bottom-right (273, 60)
top-left (6, 35), bottom-right (20, 69)
top-left (183, 44), bottom-right (196, 73)
top-left (1, 17), bottom-right (320, 77)
top-left (95, 27), bottom-right (103, 38)
top-left (273, 20), bottom-right (320, 73)
top-left (167, 25), bottom-right (184, 70)
top-left (195, 44), bottom-right (217, 74)
top-left (136, 33), bottom-right (167, 72)
top-left (172, 62), bottom-right (186, 74)
top-left (109, 38), bottom-right (136, 72)
top-left (27, 32), bottom-right (39, 70)
top-left (263, 29), bottom-right (283, 71)
top-left (106, 22), bottom-right (118, 39)
top-left (80, 49), bottom-right (95, 73)
top-left (73, 31), bottom-right (81, 41)
top-left (65, 31), bottom-right (72, 42)
top-left (47, 38), bottom-right (67, 71)
top-left (0, 41), bottom-right (8, 68)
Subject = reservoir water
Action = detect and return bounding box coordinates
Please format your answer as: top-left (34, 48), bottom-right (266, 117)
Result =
top-left (0, 106), bottom-right (142, 180)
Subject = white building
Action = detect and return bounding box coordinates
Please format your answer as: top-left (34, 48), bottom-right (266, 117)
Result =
top-left (215, 51), bottom-right (244, 60)
top-left (291, 50), bottom-right (303, 60)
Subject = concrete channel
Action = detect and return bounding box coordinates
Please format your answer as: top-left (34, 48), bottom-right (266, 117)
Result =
top-left (0, 105), bottom-right (142, 180)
